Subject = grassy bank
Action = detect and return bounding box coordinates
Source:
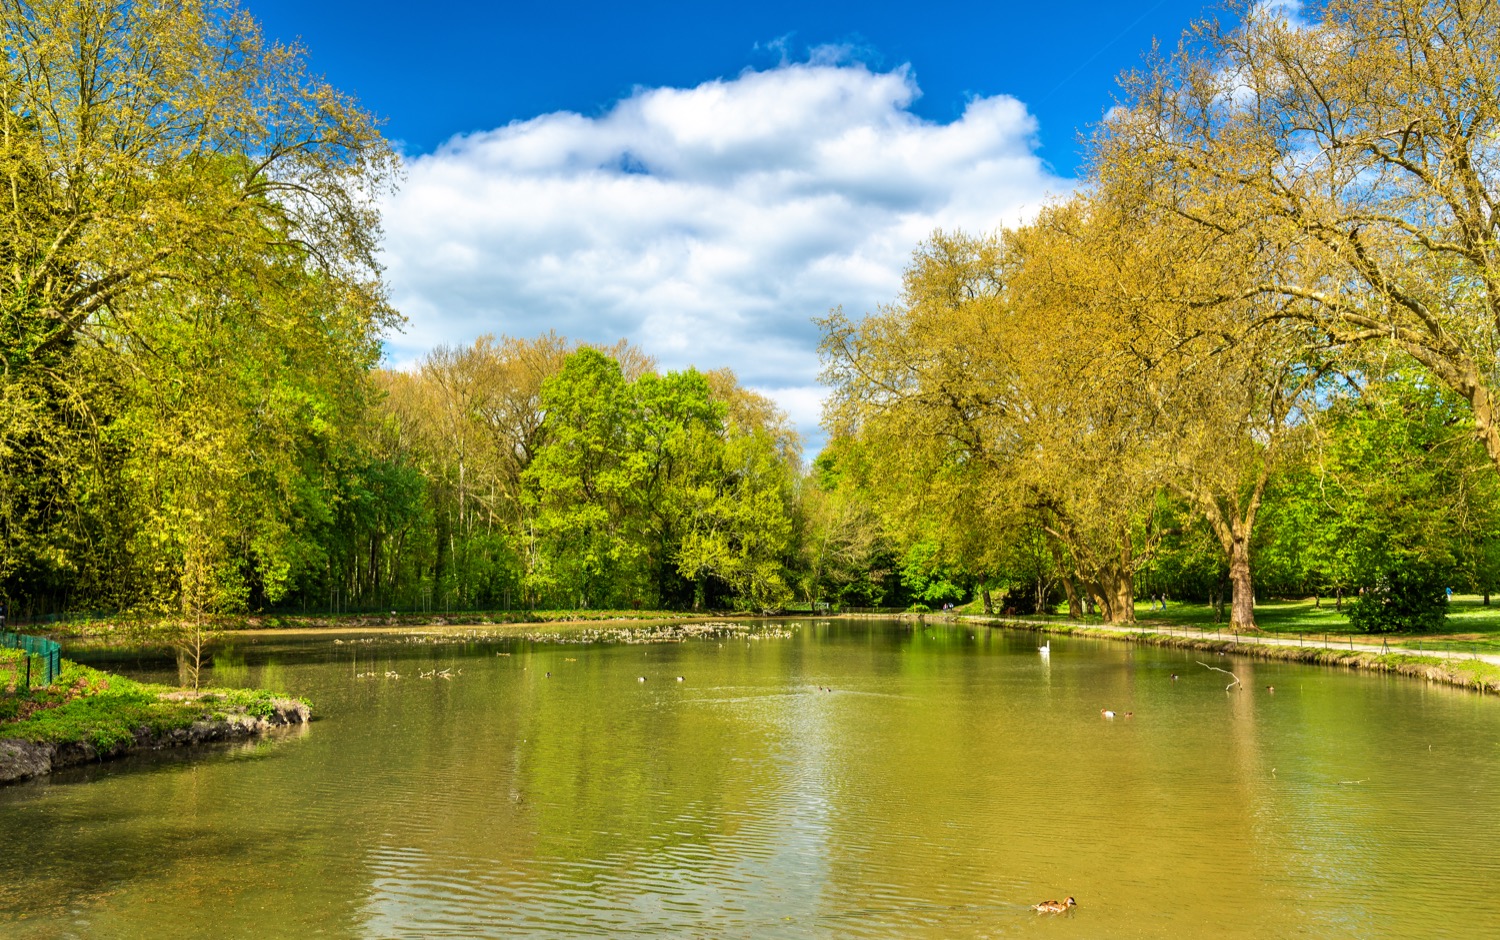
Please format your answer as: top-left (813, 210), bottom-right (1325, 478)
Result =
top-left (958, 616), bottom-right (1500, 695)
top-left (27, 608), bottom-right (768, 640)
top-left (958, 594), bottom-right (1500, 655)
top-left (1, 653), bottom-right (306, 752)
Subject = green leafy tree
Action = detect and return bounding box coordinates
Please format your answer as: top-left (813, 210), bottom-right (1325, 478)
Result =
top-left (899, 541), bottom-right (965, 608)
top-left (524, 350), bottom-right (644, 607)
top-left (1, 0), bottom-right (394, 623)
top-left (676, 428), bottom-right (797, 612)
top-left (797, 443), bottom-right (891, 608)
top-left (1346, 564), bottom-right (1448, 635)
top-left (1256, 372), bottom-right (1499, 629)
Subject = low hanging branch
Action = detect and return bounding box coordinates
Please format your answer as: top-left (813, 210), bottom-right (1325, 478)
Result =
top-left (1197, 660), bottom-right (1242, 691)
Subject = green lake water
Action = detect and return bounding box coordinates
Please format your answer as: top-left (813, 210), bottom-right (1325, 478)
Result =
top-left (3, 619), bottom-right (1500, 938)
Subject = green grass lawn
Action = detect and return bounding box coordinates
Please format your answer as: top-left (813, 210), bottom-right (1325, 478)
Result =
top-left (2, 655), bottom-right (297, 749)
top-left (959, 594), bottom-right (1500, 653)
top-left (1132, 595), bottom-right (1500, 652)
top-left (0, 648), bottom-right (28, 692)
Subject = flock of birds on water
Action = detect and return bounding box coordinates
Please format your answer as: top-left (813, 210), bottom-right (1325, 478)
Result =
top-left (1040, 640), bottom-right (1277, 719)
top-left (354, 667), bottom-right (463, 680)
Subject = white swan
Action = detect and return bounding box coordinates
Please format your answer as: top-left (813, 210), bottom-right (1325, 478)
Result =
top-left (1039, 642), bottom-right (1050, 656)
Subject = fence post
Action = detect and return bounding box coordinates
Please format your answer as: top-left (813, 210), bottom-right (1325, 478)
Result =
top-left (4, 632), bottom-right (61, 688)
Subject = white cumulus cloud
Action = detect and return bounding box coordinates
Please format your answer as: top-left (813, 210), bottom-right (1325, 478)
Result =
top-left (379, 58), bottom-right (1073, 451)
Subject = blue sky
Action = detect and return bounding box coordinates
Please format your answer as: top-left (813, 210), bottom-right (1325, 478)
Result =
top-left (245, 0), bottom-right (1233, 449)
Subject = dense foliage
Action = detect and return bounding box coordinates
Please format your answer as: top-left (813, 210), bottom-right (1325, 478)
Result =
top-left (8, 0), bottom-right (1500, 634)
top-left (354, 338), bottom-right (808, 612)
top-left (1, 0), bottom-right (393, 630)
top-left (816, 0), bottom-right (1500, 632)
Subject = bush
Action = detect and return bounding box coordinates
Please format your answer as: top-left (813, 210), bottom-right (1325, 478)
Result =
top-left (1346, 565), bottom-right (1447, 633)
top-left (997, 586), bottom-right (1041, 616)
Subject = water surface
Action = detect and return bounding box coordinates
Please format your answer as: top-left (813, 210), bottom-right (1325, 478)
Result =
top-left (3, 620), bottom-right (1499, 938)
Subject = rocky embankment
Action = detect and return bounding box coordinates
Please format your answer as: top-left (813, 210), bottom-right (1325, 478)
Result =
top-left (0, 697), bottom-right (309, 785)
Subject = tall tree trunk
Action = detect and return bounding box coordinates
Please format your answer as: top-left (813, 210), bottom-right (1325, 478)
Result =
top-left (1195, 490), bottom-right (1263, 631)
top-left (982, 586), bottom-right (994, 615)
top-left (1095, 566), bottom-right (1135, 624)
top-left (1228, 537), bottom-right (1255, 631)
top-left (1061, 576), bottom-right (1083, 619)
top-left (1111, 576), bottom-right (1135, 624)
top-left (1045, 538), bottom-right (1083, 619)
top-left (1091, 582), bottom-right (1113, 622)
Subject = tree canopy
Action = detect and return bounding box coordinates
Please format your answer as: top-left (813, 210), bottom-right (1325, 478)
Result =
top-left (8, 0), bottom-right (1500, 634)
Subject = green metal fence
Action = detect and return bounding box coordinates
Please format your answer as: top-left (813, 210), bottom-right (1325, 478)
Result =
top-left (2, 631), bottom-right (62, 688)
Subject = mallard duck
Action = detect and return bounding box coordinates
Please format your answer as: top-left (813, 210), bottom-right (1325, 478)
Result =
top-left (1034, 896), bottom-right (1076, 913)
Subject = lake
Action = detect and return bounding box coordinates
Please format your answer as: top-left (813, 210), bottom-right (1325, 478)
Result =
top-left (3, 619), bottom-right (1499, 938)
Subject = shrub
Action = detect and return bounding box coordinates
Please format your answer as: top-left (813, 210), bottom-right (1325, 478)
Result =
top-left (997, 586), bottom-right (1040, 616)
top-left (1346, 565), bottom-right (1447, 633)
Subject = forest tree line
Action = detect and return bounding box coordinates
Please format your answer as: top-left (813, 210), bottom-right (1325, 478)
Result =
top-left (818, 0), bottom-right (1500, 632)
top-left (9, 0), bottom-right (1500, 633)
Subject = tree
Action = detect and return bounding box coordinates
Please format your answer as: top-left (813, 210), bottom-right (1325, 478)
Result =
top-left (523, 350), bottom-right (643, 607)
top-left (1102, 0), bottom-right (1500, 475)
top-left (1080, 197), bottom-right (1326, 631)
top-left (0, 0), bottom-right (394, 373)
top-left (0, 0), bottom-right (396, 622)
top-left (676, 427), bottom-right (798, 612)
top-left (1256, 370), bottom-right (1499, 629)
top-left (796, 442), bottom-right (893, 608)
top-left (820, 225), bottom-right (1176, 624)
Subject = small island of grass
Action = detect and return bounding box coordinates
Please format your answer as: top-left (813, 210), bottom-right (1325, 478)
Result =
top-left (1, 650), bottom-right (308, 786)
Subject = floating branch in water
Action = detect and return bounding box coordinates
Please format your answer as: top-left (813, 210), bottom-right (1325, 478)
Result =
top-left (1197, 661), bottom-right (1242, 691)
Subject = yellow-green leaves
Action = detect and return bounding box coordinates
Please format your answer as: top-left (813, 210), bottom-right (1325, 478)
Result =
top-left (0, 1), bottom-right (393, 622)
top-left (0, 0), bottom-right (395, 372)
top-left (1099, 0), bottom-right (1500, 470)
